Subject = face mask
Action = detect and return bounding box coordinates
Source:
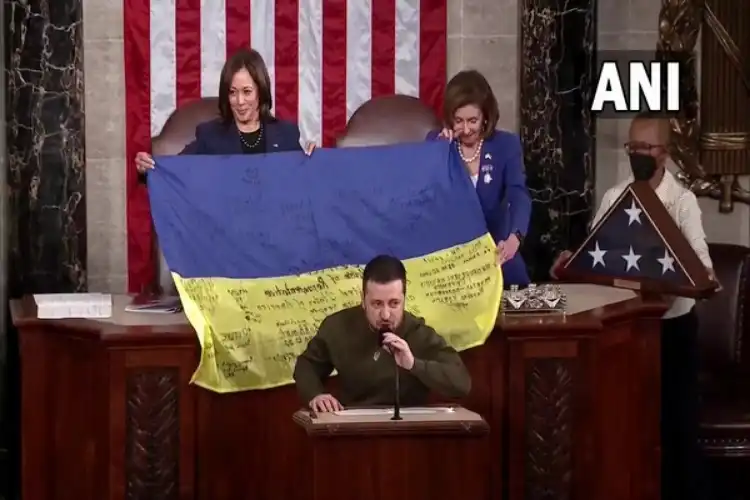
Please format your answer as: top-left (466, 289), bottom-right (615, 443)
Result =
top-left (629, 153), bottom-right (658, 181)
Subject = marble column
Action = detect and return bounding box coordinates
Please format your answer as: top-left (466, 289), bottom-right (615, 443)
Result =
top-left (4, 0), bottom-right (85, 494)
top-left (0, 0), bottom-right (9, 495)
top-left (0, 0), bottom-right (6, 392)
top-left (5, 0), bottom-right (87, 294)
top-left (518, 0), bottom-right (597, 281)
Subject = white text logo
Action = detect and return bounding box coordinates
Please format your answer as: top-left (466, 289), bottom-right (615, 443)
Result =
top-left (591, 61), bottom-right (681, 113)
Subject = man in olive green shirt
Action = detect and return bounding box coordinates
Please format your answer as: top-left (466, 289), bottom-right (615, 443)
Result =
top-left (293, 255), bottom-right (472, 412)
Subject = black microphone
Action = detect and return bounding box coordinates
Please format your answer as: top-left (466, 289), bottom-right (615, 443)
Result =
top-left (378, 326), bottom-right (402, 421)
top-left (378, 326), bottom-right (387, 348)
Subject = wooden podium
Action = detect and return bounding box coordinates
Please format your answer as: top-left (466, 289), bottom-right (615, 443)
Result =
top-left (11, 284), bottom-right (667, 500)
top-left (292, 406), bottom-right (489, 500)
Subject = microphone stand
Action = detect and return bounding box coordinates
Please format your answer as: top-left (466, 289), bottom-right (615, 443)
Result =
top-left (391, 363), bottom-right (402, 421)
top-left (378, 326), bottom-right (402, 421)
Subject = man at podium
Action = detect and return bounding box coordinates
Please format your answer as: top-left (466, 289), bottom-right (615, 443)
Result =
top-left (293, 255), bottom-right (472, 413)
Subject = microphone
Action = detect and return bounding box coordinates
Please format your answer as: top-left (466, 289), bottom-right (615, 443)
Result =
top-left (378, 326), bottom-right (387, 348)
top-left (372, 326), bottom-right (387, 361)
top-left (378, 326), bottom-right (402, 421)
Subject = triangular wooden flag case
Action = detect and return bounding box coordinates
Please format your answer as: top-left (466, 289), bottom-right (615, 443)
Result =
top-left (558, 181), bottom-right (718, 299)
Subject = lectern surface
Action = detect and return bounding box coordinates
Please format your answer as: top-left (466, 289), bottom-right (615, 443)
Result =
top-left (11, 283), bottom-right (639, 330)
top-left (333, 406), bottom-right (458, 416)
top-left (293, 406), bottom-right (488, 436)
top-left (558, 283), bottom-right (635, 314)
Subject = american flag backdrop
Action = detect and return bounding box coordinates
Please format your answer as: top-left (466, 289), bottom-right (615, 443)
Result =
top-left (124, 0), bottom-right (447, 292)
top-left (566, 188), bottom-right (691, 285)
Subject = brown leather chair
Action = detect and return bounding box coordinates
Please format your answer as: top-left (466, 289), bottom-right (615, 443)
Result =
top-left (694, 243), bottom-right (750, 498)
top-left (150, 98), bottom-right (219, 294)
top-left (336, 95), bottom-right (440, 147)
top-left (148, 94), bottom-right (439, 293)
top-left (151, 98), bottom-right (219, 155)
top-left (696, 242), bottom-right (750, 458)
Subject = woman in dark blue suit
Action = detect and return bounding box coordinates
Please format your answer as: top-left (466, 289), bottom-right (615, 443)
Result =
top-left (427, 70), bottom-right (532, 287)
top-left (135, 47), bottom-right (313, 173)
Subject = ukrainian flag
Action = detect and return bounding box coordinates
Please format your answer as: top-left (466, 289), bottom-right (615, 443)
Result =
top-left (148, 141), bottom-right (502, 393)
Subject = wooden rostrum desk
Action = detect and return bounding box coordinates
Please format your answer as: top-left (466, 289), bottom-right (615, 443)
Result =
top-left (12, 283), bottom-right (666, 500)
top-left (292, 406), bottom-right (491, 500)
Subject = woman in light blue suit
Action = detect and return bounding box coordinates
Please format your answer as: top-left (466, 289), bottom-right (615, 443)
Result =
top-left (427, 70), bottom-right (532, 287)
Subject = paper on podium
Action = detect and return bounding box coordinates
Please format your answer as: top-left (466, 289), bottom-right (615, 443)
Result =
top-left (333, 407), bottom-right (456, 417)
top-left (304, 406), bottom-right (484, 425)
top-left (34, 293), bottom-right (113, 319)
top-left (293, 405), bottom-right (488, 436)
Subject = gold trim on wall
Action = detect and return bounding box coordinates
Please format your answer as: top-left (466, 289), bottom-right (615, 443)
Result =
top-left (657, 0), bottom-right (750, 212)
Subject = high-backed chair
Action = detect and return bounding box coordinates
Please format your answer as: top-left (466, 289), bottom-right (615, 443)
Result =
top-left (151, 98), bottom-right (219, 155)
top-left (150, 98), bottom-right (219, 294)
top-left (697, 243), bottom-right (750, 451)
top-left (336, 95), bottom-right (440, 147)
top-left (695, 243), bottom-right (750, 495)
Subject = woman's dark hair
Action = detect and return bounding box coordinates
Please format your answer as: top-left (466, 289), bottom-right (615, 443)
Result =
top-left (442, 70), bottom-right (499, 138)
top-left (218, 47), bottom-right (275, 123)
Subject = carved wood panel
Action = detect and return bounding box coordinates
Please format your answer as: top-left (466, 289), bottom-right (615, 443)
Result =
top-left (524, 358), bottom-right (574, 500)
top-left (125, 368), bottom-right (180, 500)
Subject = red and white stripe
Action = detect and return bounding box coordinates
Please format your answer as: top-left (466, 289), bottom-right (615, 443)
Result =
top-left (124, 0), bottom-right (447, 292)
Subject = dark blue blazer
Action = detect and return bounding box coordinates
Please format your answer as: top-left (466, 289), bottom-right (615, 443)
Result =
top-left (180, 118), bottom-right (303, 154)
top-left (426, 129), bottom-right (532, 287)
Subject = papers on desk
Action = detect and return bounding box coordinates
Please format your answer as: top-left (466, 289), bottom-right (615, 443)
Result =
top-left (333, 407), bottom-right (456, 417)
top-left (34, 293), bottom-right (113, 319)
top-left (125, 295), bottom-right (182, 314)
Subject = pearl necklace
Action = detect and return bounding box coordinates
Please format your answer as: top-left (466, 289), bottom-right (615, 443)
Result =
top-left (456, 138), bottom-right (483, 164)
top-left (238, 125), bottom-right (263, 149)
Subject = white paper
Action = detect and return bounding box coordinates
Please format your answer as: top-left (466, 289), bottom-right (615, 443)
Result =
top-left (333, 407), bottom-right (456, 416)
top-left (124, 295), bottom-right (182, 314)
top-left (33, 293), bottom-right (113, 319)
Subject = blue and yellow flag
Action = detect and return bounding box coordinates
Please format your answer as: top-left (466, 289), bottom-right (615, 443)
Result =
top-left (148, 141), bottom-right (502, 393)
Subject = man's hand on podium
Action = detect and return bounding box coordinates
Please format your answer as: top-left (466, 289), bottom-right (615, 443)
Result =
top-left (381, 332), bottom-right (415, 370)
top-left (309, 393), bottom-right (343, 413)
